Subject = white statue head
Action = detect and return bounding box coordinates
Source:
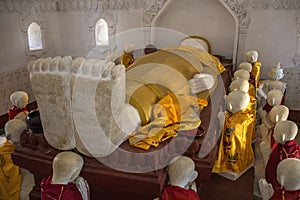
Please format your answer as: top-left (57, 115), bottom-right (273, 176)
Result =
top-left (274, 120), bottom-right (298, 144)
top-left (266, 89), bottom-right (283, 106)
top-left (10, 91), bottom-right (29, 109)
top-left (229, 79), bottom-right (250, 93)
top-left (51, 151), bottom-right (84, 185)
top-left (233, 69), bottom-right (250, 80)
top-left (226, 91), bottom-right (250, 114)
top-left (168, 156), bottom-right (198, 188)
top-left (268, 62), bottom-right (284, 80)
top-left (238, 62), bottom-right (252, 72)
top-left (277, 158), bottom-right (300, 191)
top-left (246, 50), bottom-right (258, 63)
top-left (269, 105), bottom-right (289, 124)
top-left (4, 119), bottom-right (27, 145)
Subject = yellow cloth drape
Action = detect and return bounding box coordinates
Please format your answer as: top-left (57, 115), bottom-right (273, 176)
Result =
top-left (129, 93), bottom-right (208, 150)
top-left (248, 95), bottom-right (257, 141)
top-left (213, 109), bottom-right (255, 173)
top-left (163, 46), bottom-right (226, 74)
top-left (126, 46), bottom-right (224, 125)
top-left (0, 141), bottom-right (21, 200)
top-left (251, 61), bottom-right (261, 89)
top-left (121, 52), bottom-right (134, 68)
top-left (248, 82), bottom-right (256, 97)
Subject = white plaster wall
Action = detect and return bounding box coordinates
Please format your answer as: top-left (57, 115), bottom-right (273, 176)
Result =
top-left (154, 0), bottom-right (235, 58)
top-left (44, 12), bottom-right (63, 57)
top-left (56, 11), bottom-right (90, 57)
top-left (246, 9), bottom-right (298, 79)
top-left (117, 9), bottom-right (144, 33)
top-left (0, 13), bottom-right (28, 74)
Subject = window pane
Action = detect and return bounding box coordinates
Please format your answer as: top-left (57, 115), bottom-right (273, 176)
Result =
top-left (95, 18), bottom-right (109, 46)
top-left (28, 22), bottom-right (43, 50)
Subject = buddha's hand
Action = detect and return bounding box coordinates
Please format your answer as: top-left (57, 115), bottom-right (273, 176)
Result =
top-left (258, 178), bottom-right (274, 200)
top-left (189, 73), bottom-right (215, 94)
top-left (75, 176), bottom-right (90, 200)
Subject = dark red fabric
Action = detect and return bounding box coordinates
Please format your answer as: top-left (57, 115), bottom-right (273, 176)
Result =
top-left (41, 176), bottom-right (83, 200)
top-left (262, 97), bottom-right (285, 113)
top-left (160, 185), bottom-right (200, 200)
top-left (266, 140), bottom-right (300, 191)
top-left (270, 188), bottom-right (300, 200)
top-left (8, 105), bottom-right (27, 120)
top-left (249, 73), bottom-right (256, 88)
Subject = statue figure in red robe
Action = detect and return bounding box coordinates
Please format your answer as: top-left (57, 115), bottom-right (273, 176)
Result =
top-left (265, 120), bottom-right (300, 191)
top-left (41, 151), bottom-right (89, 200)
top-left (159, 156), bottom-right (200, 200)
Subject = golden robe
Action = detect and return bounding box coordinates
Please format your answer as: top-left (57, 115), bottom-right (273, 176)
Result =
top-left (251, 61), bottom-right (261, 89)
top-left (248, 95), bottom-right (257, 142)
top-left (213, 109), bottom-right (255, 173)
top-left (129, 93), bottom-right (208, 150)
top-left (0, 141), bottom-right (21, 200)
top-left (126, 46), bottom-right (224, 125)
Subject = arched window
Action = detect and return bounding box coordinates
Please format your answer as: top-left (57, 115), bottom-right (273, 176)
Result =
top-left (95, 18), bottom-right (109, 46)
top-left (28, 22), bottom-right (43, 50)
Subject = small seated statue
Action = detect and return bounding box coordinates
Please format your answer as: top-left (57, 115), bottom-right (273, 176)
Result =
top-left (271, 158), bottom-right (300, 199)
top-left (229, 79), bottom-right (256, 141)
top-left (260, 89), bottom-right (284, 115)
top-left (246, 50), bottom-right (261, 88)
top-left (159, 156), bottom-right (200, 200)
top-left (229, 79), bottom-right (249, 93)
top-left (259, 105), bottom-right (289, 166)
top-left (260, 158), bottom-right (300, 200)
top-left (265, 120), bottom-right (300, 191)
top-left (8, 91), bottom-right (29, 121)
top-left (121, 43), bottom-right (135, 68)
top-left (41, 151), bottom-right (89, 200)
top-left (238, 62), bottom-right (256, 87)
top-left (213, 90), bottom-right (254, 180)
top-left (0, 119), bottom-right (27, 200)
top-left (258, 63), bottom-right (286, 101)
top-left (233, 69), bottom-right (256, 97)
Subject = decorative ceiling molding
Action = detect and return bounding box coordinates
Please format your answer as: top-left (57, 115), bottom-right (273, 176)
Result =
top-left (0, 0), bottom-right (156, 13)
top-left (142, 0), bottom-right (169, 25)
top-left (224, 0), bottom-right (250, 33)
top-left (0, 0), bottom-right (57, 13)
top-left (247, 0), bottom-right (300, 9)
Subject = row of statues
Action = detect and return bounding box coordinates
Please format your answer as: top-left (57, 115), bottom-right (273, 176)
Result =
top-left (210, 48), bottom-right (300, 199)
top-left (212, 50), bottom-right (261, 180)
top-left (0, 91), bottom-right (29, 199)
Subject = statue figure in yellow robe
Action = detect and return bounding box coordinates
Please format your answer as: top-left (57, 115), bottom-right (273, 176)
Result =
top-left (0, 119), bottom-right (27, 200)
top-left (247, 50), bottom-right (261, 89)
top-left (213, 91), bottom-right (255, 179)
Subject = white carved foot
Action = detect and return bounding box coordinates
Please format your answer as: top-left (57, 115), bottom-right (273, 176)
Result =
top-left (72, 59), bottom-right (140, 157)
top-left (28, 56), bottom-right (76, 150)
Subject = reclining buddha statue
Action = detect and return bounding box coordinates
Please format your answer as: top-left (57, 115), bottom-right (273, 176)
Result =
top-left (27, 45), bottom-right (225, 159)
